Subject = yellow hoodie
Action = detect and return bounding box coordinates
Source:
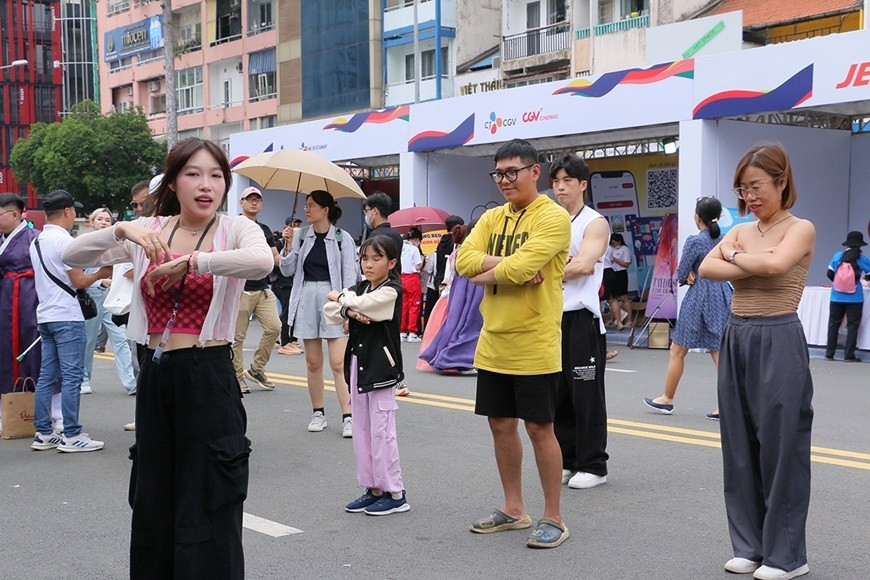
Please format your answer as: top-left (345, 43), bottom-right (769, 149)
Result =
top-left (456, 194), bottom-right (570, 375)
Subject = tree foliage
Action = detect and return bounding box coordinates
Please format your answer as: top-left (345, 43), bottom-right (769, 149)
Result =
top-left (9, 100), bottom-right (165, 214)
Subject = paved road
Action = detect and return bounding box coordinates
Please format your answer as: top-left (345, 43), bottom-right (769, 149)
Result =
top-left (1, 324), bottom-right (868, 579)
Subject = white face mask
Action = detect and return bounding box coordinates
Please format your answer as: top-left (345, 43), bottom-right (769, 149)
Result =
top-left (364, 212), bottom-right (374, 228)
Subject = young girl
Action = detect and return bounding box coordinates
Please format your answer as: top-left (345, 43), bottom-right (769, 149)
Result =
top-left (323, 235), bottom-right (409, 516)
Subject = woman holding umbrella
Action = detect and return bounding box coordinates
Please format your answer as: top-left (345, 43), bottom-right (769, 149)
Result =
top-left (280, 190), bottom-right (358, 437)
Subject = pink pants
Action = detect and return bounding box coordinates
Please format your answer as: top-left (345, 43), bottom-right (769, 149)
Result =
top-left (350, 356), bottom-right (404, 493)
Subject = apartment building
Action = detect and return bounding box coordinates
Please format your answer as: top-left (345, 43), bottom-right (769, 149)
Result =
top-left (276, 0), bottom-right (383, 123)
top-left (98, 0), bottom-right (279, 149)
top-left (59, 0), bottom-right (99, 114)
top-left (0, 0), bottom-right (64, 205)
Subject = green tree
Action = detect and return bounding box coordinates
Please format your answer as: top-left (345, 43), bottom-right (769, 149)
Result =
top-left (10, 100), bottom-right (164, 214)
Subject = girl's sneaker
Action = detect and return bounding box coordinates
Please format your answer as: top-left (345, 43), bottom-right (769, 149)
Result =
top-left (364, 491), bottom-right (410, 516)
top-left (345, 489), bottom-right (381, 513)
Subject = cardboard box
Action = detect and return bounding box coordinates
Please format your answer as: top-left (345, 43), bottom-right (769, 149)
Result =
top-left (648, 322), bottom-right (671, 349)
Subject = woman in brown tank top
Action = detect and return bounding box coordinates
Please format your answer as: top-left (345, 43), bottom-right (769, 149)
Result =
top-left (699, 142), bottom-right (815, 580)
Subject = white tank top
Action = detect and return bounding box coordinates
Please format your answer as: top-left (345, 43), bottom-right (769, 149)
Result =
top-left (563, 206), bottom-right (609, 334)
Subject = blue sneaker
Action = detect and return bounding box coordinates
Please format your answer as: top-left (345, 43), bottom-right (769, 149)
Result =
top-left (364, 491), bottom-right (410, 516)
top-left (643, 397), bottom-right (674, 414)
top-left (345, 489), bottom-right (381, 513)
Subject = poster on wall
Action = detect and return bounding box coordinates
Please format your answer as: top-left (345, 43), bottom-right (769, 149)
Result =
top-left (645, 214), bottom-right (679, 319)
top-left (588, 171), bottom-right (639, 292)
top-left (627, 216), bottom-right (666, 296)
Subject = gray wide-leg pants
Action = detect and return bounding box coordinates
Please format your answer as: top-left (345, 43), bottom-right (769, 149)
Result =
top-left (718, 312), bottom-right (813, 572)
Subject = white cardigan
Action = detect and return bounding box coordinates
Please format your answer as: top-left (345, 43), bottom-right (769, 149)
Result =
top-left (62, 214), bottom-right (273, 345)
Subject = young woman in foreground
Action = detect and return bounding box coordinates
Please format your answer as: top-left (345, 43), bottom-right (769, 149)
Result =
top-left (699, 141), bottom-right (814, 580)
top-left (64, 138), bottom-right (273, 579)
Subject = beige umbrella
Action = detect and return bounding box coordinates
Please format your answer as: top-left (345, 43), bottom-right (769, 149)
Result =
top-left (232, 149), bottom-right (366, 201)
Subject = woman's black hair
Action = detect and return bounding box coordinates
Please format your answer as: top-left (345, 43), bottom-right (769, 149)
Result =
top-left (842, 247), bottom-right (861, 263)
top-left (695, 196), bottom-right (723, 239)
top-left (308, 190), bottom-right (342, 225)
top-left (610, 233), bottom-right (625, 245)
top-left (359, 234), bottom-right (399, 280)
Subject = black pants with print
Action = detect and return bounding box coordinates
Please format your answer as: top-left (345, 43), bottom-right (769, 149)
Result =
top-left (554, 308), bottom-right (609, 476)
top-left (130, 345), bottom-right (249, 579)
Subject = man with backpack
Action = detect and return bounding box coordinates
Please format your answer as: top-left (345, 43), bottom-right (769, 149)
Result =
top-left (825, 231), bottom-right (870, 362)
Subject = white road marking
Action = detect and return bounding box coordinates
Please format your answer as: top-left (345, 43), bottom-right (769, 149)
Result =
top-left (605, 368), bottom-right (638, 373)
top-left (243, 513), bottom-right (303, 537)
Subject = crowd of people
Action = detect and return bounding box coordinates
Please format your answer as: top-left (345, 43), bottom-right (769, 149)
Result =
top-left (0, 136), bottom-right (850, 579)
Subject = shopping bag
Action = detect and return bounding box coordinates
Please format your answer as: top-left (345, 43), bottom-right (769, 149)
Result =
top-left (1, 377), bottom-right (36, 440)
top-left (104, 264), bottom-right (134, 315)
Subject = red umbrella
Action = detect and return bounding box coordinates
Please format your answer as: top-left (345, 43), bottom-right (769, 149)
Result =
top-left (388, 206), bottom-right (450, 233)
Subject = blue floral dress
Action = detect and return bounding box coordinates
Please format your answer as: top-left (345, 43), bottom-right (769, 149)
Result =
top-left (671, 229), bottom-right (733, 350)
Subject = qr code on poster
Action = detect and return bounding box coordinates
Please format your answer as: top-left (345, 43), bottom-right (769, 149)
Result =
top-left (647, 167), bottom-right (678, 210)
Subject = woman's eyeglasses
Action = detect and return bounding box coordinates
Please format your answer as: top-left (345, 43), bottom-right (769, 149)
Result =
top-left (732, 180), bottom-right (771, 200)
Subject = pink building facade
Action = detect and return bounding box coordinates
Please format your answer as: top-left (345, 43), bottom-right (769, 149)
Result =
top-left (97, 0), bottom-right (278, 149)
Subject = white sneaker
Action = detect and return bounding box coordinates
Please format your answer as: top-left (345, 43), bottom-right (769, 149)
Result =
top-left (307, 411), bottom-right (327, 432)
top-left (568, 472), bottom-right (607, 489)
top-left (342, 416), bottom-right (353, 438)
top-left (561, 469), bottom-right (576, 485)
top-left (80, 383), bottom-right (92, 394)
top-left (123, 421), bottom-right (136, 432)
top-left (406, 333), bottom-right (422, 342)
top-left (58, 433), bottom-right (105, 453)
top-left (395, 383), bottom-right (410, 397)
top-left (725, 557), bottom-right (762, 574)
top-left (31, 432), bottom-right (63, 451)
top-left (400, 333), bottom-right (409, 342)
top-left (753, 564), bottom-right (809, 580)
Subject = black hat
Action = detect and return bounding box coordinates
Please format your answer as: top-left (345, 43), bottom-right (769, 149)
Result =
top-left (843, 231), bottom-right (867, 248)
top-left (43, 189), bottom-right (83, 211)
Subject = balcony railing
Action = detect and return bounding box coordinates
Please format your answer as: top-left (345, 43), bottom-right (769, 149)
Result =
top-left (594, 14), bottom-right (649, 37)
top-left (503, 22), bottom-right (570, 61)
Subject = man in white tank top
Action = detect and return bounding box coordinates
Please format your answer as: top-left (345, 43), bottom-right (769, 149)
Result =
top-left (549, 154), bottom-right (611, 490)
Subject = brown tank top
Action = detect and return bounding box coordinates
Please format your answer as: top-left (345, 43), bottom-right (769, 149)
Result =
top-left (731, 264), bottom-right (808, 317)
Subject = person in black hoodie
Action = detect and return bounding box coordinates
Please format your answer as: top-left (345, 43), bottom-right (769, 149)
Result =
top-left (324, 235), bottom-right (409, 516)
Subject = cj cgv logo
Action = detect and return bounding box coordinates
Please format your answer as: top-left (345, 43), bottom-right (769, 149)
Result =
top-left (835, 62), bottom-right (870, 89)
top-left (484, 112), bottom-right (517, 135)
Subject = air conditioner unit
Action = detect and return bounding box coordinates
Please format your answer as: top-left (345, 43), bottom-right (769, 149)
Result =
top-left (148, 81), bottom-right (160, 92)
top-left (492, 56), bottom-right (501, 69)
top-left (126, 86), bottom-right (133, 96)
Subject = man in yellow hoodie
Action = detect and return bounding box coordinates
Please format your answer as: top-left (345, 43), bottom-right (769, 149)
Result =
top-left (457, 138), bottom-right (571, 548)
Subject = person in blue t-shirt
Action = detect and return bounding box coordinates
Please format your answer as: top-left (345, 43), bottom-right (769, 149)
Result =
top-left (825, 231), bottom-right (870, 362)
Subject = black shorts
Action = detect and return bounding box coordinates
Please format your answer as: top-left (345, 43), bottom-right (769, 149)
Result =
top-left (475, 369), bottom-right (559, 423)
top-left (602, 268), bottom-right (628, 299)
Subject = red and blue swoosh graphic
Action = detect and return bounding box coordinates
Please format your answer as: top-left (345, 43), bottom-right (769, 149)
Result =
top-left (230, 143), bottom-right (275, 168)
top-left (552, 60), bottom-right (694, 98)
top-left (408, 114), bottom-right (475, 152)
top-left (693, 65), bottom-right (813, 119)
top-left (323, 105), bottom-right (410, 133)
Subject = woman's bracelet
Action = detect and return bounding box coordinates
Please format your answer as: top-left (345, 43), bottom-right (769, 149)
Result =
top-left (188, 251), bottom-right (200, 275)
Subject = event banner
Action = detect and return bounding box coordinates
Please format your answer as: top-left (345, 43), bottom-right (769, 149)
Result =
top-left (229, 106), bottom-right (411, 163)
top-left (645, 214), bottom-right (678, 319)
top-left (693, 29), bottom-right (870, 119)
top-left (408, 61), bottom-right (694, 152)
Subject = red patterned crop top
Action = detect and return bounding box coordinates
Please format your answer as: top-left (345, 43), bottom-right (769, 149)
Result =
top-left (141, 254), bottom-right (214, 335)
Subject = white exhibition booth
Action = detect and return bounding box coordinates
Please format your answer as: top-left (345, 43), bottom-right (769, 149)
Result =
top-left (229, 29), bottom-right (870, 349)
